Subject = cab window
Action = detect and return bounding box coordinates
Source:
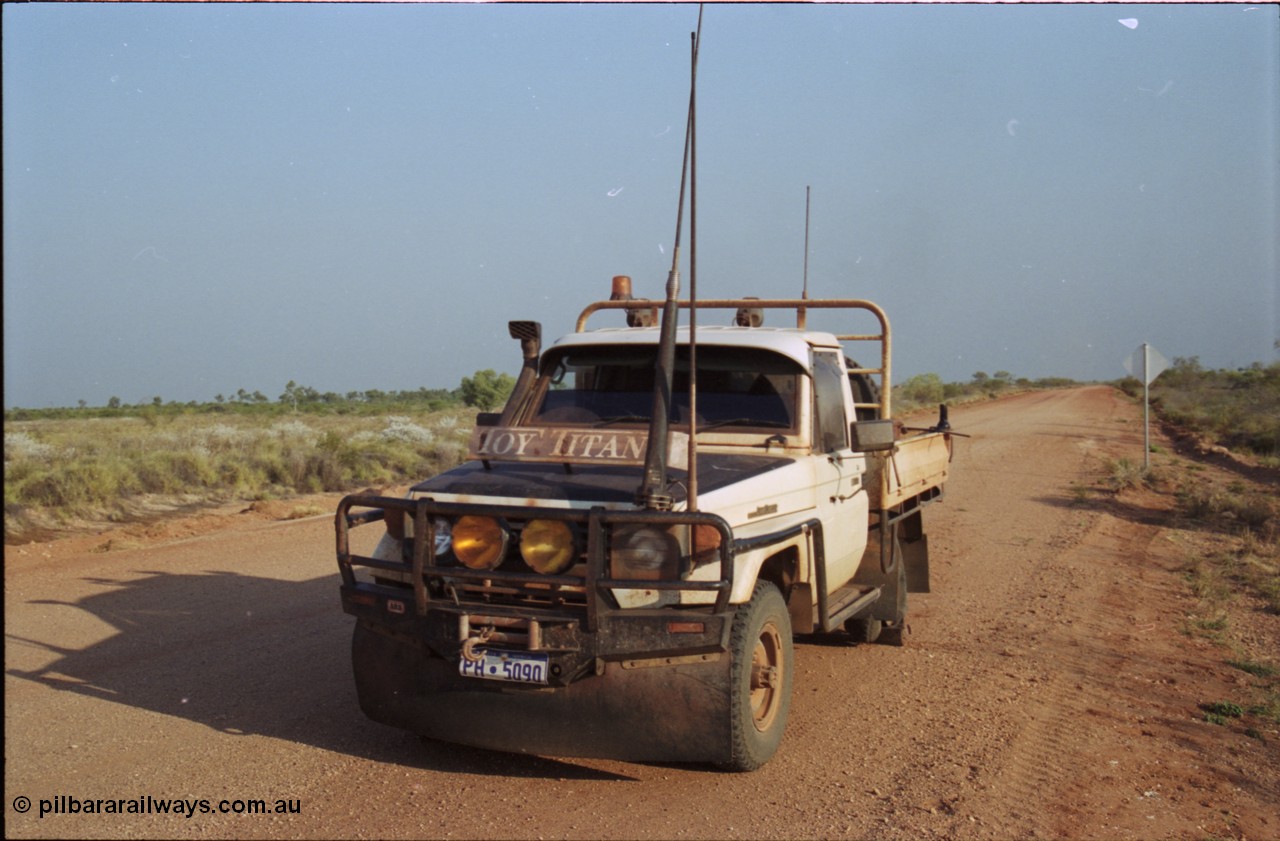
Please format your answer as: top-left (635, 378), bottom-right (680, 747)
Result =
top-left (532, 345), bottom-right (800, 431)
top-left (811, 351), bottom-right (849, 453)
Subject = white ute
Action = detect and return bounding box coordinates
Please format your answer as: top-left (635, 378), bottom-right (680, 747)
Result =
top-left (336, 281), bottom-right (953, 770)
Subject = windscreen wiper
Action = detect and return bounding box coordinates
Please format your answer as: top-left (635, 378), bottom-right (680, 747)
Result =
top-left (594, 415), bottom-right (652, 428)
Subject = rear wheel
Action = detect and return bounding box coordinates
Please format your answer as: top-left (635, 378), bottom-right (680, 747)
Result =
top-left (721, 581), bottom-right (793, 771)
top-left (845, 615), bottom-right (883, 644)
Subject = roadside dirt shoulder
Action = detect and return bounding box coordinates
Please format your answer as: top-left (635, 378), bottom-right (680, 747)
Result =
top-left (4, 488), bottom-right (408, 574)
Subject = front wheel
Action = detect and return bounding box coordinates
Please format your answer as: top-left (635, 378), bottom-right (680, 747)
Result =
top-left (721, 581), bottom-right (793, 772)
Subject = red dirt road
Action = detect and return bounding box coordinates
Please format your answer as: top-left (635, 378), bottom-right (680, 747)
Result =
top-left (5, 387), bottom-right (1277, 839)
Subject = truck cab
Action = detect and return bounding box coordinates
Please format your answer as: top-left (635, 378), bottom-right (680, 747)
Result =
top-left (336, 292), bottom-right (951, 770)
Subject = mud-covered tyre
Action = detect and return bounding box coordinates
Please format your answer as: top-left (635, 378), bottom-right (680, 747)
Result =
top-left (721, 581), bottom-right (793, 772)
top-left (845, 615), bottom-right (882, 644)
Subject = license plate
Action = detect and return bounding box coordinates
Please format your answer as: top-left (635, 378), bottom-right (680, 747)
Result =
top-left (459, 649), bottom-right (549, 685)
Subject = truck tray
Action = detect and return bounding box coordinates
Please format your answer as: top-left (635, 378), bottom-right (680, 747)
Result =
top-left (869, 431), bottom-right (951, 509)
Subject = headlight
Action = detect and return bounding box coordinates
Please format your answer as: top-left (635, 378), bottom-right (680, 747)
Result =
top-left (520, 519), bottom-right (577, 574)
top-left (452, 515), bottom-right (508, 570)
top-left (610, 524), bottom-right (680, 580)
top-left (431, 518), bottom-right (452, 559)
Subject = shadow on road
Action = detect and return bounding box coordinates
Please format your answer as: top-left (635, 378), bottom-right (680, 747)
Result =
top-left (1033, 491), bottom-right (1173, 528)
top-left (6, 568), bottom-right (636, 782)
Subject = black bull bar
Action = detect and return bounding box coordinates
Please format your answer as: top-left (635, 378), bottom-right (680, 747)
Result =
top-left (336, 494), bottom-right (742, 763)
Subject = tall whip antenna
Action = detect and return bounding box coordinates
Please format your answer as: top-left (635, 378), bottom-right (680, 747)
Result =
top-left (687, 12), bottom-right (701, 512)
top-left (638, 6), bottom-right (703, 510)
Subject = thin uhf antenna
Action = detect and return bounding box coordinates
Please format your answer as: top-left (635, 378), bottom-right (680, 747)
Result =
top-left (803, 185), bottom-right (811, 299)
top-left (799, 185), bottom-right (810, 328)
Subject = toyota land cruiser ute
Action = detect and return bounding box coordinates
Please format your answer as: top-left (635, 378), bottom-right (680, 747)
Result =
top-left (335, 280), bottom-right (953, 771)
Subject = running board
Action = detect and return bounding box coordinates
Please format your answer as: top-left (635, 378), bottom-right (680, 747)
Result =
top-left (821, 585), bottom-right (881, 633)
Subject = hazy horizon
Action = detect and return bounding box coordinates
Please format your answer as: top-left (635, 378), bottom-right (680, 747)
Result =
top-left (5, 3), bottom-right (1277, 410)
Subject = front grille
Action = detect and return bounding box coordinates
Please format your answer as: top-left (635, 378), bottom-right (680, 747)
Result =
top-left (444, 576), bottom-right (589, 611)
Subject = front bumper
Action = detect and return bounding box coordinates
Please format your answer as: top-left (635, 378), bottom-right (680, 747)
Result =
top-left (351, 618), bottom-right (734, 763)
top-left (339, 582), bottom-right (731, 686)
top-left (337, 493), bottom-right (739, 763)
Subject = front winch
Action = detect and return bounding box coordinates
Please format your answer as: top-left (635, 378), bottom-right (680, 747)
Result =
top-left (459, 625), bottom-right (494, 663)
top-left (459, 614), bottom-right (546, 652)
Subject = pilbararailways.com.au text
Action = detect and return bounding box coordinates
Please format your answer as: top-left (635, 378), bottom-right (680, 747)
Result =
top-left (30, 795), bottom-right (300, 819)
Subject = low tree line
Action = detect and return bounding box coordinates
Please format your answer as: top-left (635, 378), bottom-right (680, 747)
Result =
top-left (894, 370), bottom-right (1081, 410)
top-left (5, 371), bottom-right (518, 422)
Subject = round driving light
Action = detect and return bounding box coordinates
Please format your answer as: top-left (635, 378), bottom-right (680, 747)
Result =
top-left (611, 524), bottom-right (679, 580)
top-left (520, 519), bottom-right (576, 574)
top-left (452, 516), bottom-right (508, 570)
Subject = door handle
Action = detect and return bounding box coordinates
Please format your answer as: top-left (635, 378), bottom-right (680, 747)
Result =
top-left (830, 475), bottom-right (862, 503)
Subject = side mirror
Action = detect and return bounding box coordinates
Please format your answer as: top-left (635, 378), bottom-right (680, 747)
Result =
top-left (475, 412), bottom-right (502, 428)
top-left (850, 419), bottom-right (896, 452)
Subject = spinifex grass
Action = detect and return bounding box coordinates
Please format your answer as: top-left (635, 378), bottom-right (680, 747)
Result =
top-left (4, 410), bottom-right (474, 540)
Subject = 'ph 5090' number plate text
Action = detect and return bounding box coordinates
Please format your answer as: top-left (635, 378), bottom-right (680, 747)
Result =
top-left (459, 649), bottom-right (549, 685)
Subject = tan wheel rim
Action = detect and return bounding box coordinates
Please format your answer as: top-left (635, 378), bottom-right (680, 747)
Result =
top-left (749, 621), bottom-right (784, 732)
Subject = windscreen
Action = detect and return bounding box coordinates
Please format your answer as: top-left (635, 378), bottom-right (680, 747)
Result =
top-left (532, 345), bottom-right (801, 431)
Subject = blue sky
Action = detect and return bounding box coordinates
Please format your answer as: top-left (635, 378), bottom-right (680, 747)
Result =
top-left (4, 3), bottom-right (1277, 409)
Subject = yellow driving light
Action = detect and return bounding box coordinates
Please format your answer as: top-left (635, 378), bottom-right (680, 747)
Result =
top-left (520, 519), bottom-right (576, 574)
top-left (452, 515), bottom-right (508, 570)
